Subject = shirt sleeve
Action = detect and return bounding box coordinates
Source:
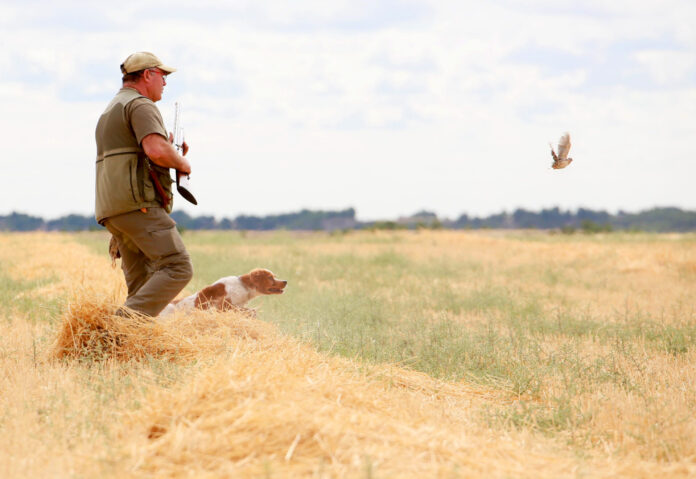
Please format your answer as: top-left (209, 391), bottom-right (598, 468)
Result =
top-left (126, 98), bottom-right (168, 146)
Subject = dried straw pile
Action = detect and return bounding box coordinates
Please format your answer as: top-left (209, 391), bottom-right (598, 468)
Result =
top-left (51, 293), bottom-right (273, 362)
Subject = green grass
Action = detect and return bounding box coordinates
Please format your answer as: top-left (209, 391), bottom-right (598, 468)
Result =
top-left (67, 230), bottom-right (696, 448)
top-left (0, 267), bottom-right (62, 323)
top-left (71, 231), bottom-right (696, 362)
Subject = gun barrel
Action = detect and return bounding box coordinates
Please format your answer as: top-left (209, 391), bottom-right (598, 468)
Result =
top-left (173, 102), bottom-right (183, 153)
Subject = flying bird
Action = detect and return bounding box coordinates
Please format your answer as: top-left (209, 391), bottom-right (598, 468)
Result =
top-left (550, 132), bottom-right (573, 169)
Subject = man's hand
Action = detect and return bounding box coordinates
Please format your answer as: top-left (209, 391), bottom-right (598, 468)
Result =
top-left (178, 157), bottom-right (192, 175)
top-left (142, 133), bottom-right (191, 174)
top-left (168, 132), bottom-right (189, 156)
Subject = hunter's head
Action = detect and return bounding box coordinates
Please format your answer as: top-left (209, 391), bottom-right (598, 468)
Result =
top-left (120, 52), bottom-right (176, 102)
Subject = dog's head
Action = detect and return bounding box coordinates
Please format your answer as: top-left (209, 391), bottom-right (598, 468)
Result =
top-left (241, 268), bottom-right (287, 295)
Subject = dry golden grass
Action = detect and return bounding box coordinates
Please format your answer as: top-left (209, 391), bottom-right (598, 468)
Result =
top-left (127, 331), bottom-right (696, 478)
top-left (0, 232), bottom-right (123, 301)
top-left (1, 231), bottom-right (695, 478)
top-left (132, 337), bottom-right (572, 478)
top-left (320, 230), bottom-right (696, 322)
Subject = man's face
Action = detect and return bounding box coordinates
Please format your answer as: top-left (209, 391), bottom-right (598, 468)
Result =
top-left (143, 68), bottom-right (168, 102)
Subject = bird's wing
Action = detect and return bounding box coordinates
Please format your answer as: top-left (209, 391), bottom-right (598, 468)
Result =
top-left (549, 143), bottom-right (559, 162)
top-left (557, 132), bottom-right (571, 160)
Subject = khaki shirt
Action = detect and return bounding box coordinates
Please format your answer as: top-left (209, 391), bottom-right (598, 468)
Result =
top-left (127, 96), bottom-right (168, 145)
top-left (94, 88), bottom-right (174, 223)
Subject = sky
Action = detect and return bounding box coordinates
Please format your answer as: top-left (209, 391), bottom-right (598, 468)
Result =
top-left (1, 0), bottom-right (694, 221)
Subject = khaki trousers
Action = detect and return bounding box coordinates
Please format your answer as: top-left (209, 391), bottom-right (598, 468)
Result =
top-left (104, 207), bottom-right (193, 317)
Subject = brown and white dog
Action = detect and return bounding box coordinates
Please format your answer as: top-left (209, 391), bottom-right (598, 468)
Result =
top-left (159, 268), bottom-right (287, 318)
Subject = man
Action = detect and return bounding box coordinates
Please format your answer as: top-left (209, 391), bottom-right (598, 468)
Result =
top-left (95, 51), bottom-right (193, 317)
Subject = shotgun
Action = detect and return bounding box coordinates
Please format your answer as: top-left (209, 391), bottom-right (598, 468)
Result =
top-left (173, 102), bottom-right (198, 205)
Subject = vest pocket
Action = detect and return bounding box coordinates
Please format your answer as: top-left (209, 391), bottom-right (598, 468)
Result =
top-left (160, 171), bottom-right (173, 191)
top-left (142, 165), bottom-right (173, 204)
top-left (95, 153), bottom-right (142, 219)
top-left (129, 156), bottom-right (143, 203)
top-left (142, 167), bottom-right (156, 202)
top-left (146, 165), bottom-right (174, 212)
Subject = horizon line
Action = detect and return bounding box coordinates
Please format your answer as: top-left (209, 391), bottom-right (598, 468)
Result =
top-left (2, 204), bottom-right (694, 223)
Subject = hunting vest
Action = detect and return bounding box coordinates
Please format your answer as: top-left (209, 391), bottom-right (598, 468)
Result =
top-left (94, 88), bottom-right (173, 224)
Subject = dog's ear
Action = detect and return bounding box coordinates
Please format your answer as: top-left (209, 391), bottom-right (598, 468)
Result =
top-left (239, 272), bottom-right (254, 290)
top-left (194, 283), bottom-right (227, 310)
top-left (241, 269), bottom-right (269, 290)
top-left (253, 269), bottom-right (272, 286)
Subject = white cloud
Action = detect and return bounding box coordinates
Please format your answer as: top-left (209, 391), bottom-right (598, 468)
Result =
top-left (1, 0), bottom-right (695, 221)
top-left (634, 49), bottom-right (695, 85)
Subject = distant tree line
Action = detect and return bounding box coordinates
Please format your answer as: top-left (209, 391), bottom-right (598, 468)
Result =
top-left (0, 213), bottom-right (98, 232)
top-left (1, 207), bottom-right (695, 232)
top-left (447, 207), bottom-right (696, 232)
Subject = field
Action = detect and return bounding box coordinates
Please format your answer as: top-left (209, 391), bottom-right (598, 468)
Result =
top-left (1, 230), bottom-right (695, 478)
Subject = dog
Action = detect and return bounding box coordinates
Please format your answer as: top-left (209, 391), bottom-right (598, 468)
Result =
top-left (159, 268), bottom-right (287, 318)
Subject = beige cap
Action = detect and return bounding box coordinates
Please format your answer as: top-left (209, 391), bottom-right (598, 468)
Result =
top-left (120, 52), bottom-right (176, 75)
